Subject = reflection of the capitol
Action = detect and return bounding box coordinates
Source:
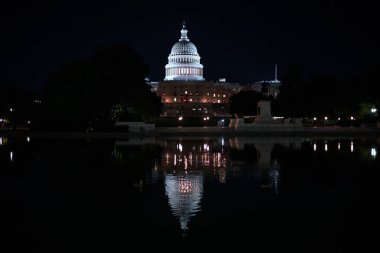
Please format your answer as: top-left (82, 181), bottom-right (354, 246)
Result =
top-left (160, 139), bottom-right (227, 233)
top-left (113, 137), bottom-right (379, 233)
top-left (165, 171), bottom-right (203, 232)
top-left (161, 140), bottom-right (227, 183)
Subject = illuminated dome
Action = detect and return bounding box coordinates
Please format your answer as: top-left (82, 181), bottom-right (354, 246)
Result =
top-left (171, 41), bottom-right (198, 55)
top-left (164, 22), bottom-right (204, 81)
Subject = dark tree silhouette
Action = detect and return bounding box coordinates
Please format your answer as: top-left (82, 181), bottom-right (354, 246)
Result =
top-left (0, 83), bottom-right (39, 129)
top-left (229, 90), bottom-right (267, 117)
top-left (43, 44), bottom-right (162, 131)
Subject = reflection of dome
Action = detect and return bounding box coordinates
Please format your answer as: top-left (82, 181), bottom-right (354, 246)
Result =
top-left (164, 22), bottom-right (204, 81)
top-left (165, 172), bottom-right (203, 231)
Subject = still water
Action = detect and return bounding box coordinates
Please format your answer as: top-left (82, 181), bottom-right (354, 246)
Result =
top-left (1, 136), bottom-right (378, 251)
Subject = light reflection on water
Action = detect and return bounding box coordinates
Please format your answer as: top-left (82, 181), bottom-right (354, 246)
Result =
top-left (165, 172), bottom-right (203, 232)
top-left (0, 135), bottom-right (379, 249)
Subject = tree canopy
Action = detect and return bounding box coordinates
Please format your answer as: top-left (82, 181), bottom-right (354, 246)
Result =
top-left (229, 90), bottom-right (268, 117)
top-left (43, 44), bottom-right (162, 130)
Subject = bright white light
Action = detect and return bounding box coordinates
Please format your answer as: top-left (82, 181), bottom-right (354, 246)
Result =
top-left (221, 119), bottom-right (225, 122)
top-left (0, 137), bottom-right (2, 146)
top-left (0, 118), bottom-right (3, 122)
top-left (351, 141), bottom-right (354, 152)
top-left (26, 136), bottom-right (30, 143)
top-left (221, 138), bottom-right (224, 146)
top-left (350, 116), bottom-right (354, 120)
top-left (324, 116), bottom-right (328, 120)
top-left (371, 108), bottom-right (377, 113)
top-left (27, 121), bottom-right (31, 124)
top-left (338, 143), bottom-right (340, 150)
top-left (10, 108), bottom-right (13, 112)
top-left (178, 116), bottom-right (183, 121)
top-left (10, 151), bottom-right (13, 161)
top-left (203, 143), bottom-right (209, 152)
top-left (178, 143), bottom-right (183, 152)
top-left (313, 143), bottom-right (317, 151)
top-left (203, 117), bottom-right (207, 121)
top-left (174, 98), bottom-right (177, 102)
top-left (313, 117), bottom-right (317, 121)
top-left (371, 148), bottom-right (377, 158)
top-left (325, 143), bottom-right (328, 151)
top-left (338, 117), bottom-right (341, 121)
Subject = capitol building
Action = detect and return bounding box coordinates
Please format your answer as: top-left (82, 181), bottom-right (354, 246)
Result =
top-left (152, 22), bottom-right (280, 119)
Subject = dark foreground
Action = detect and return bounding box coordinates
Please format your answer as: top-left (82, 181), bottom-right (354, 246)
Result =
top-left (1, 135), bottom-right (378, 252)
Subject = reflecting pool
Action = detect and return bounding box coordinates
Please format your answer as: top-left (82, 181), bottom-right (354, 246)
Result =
top-left (1, 136), bottom-right (378, 251)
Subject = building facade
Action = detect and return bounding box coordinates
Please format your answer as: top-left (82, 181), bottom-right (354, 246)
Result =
top-left (152, 22), bottom-right (280, 118)
top-left (155, 22), bottom-right (239, 118)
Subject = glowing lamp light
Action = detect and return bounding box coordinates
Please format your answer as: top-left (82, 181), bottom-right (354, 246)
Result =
top-left (313, 117), bottom-right (317, 121)
top-left (338, 117), bottom-right (341, 121)
top-left (324, 116), bottom-right (328, 120)
top-left (371, 147), bottom-right (377, 158)
top-left (371, 108), bottom-right (377, 113)
top-left (350, 116), bottom-right (354, 120)
top-left (178, 116), bottom-right (183, 121)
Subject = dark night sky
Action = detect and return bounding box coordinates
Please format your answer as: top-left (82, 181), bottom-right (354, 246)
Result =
top-left (1, 0), bottom-right (378, 92)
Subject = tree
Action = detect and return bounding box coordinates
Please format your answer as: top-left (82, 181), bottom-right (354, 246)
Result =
top-left (272, 65), bottom-right (303, 118)
top-left (43, 44), bottom-right (162, 131)
top-left (229, 90), bottom-right (267, 117)
top-left (0, 83), bottom-right (39, 129)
